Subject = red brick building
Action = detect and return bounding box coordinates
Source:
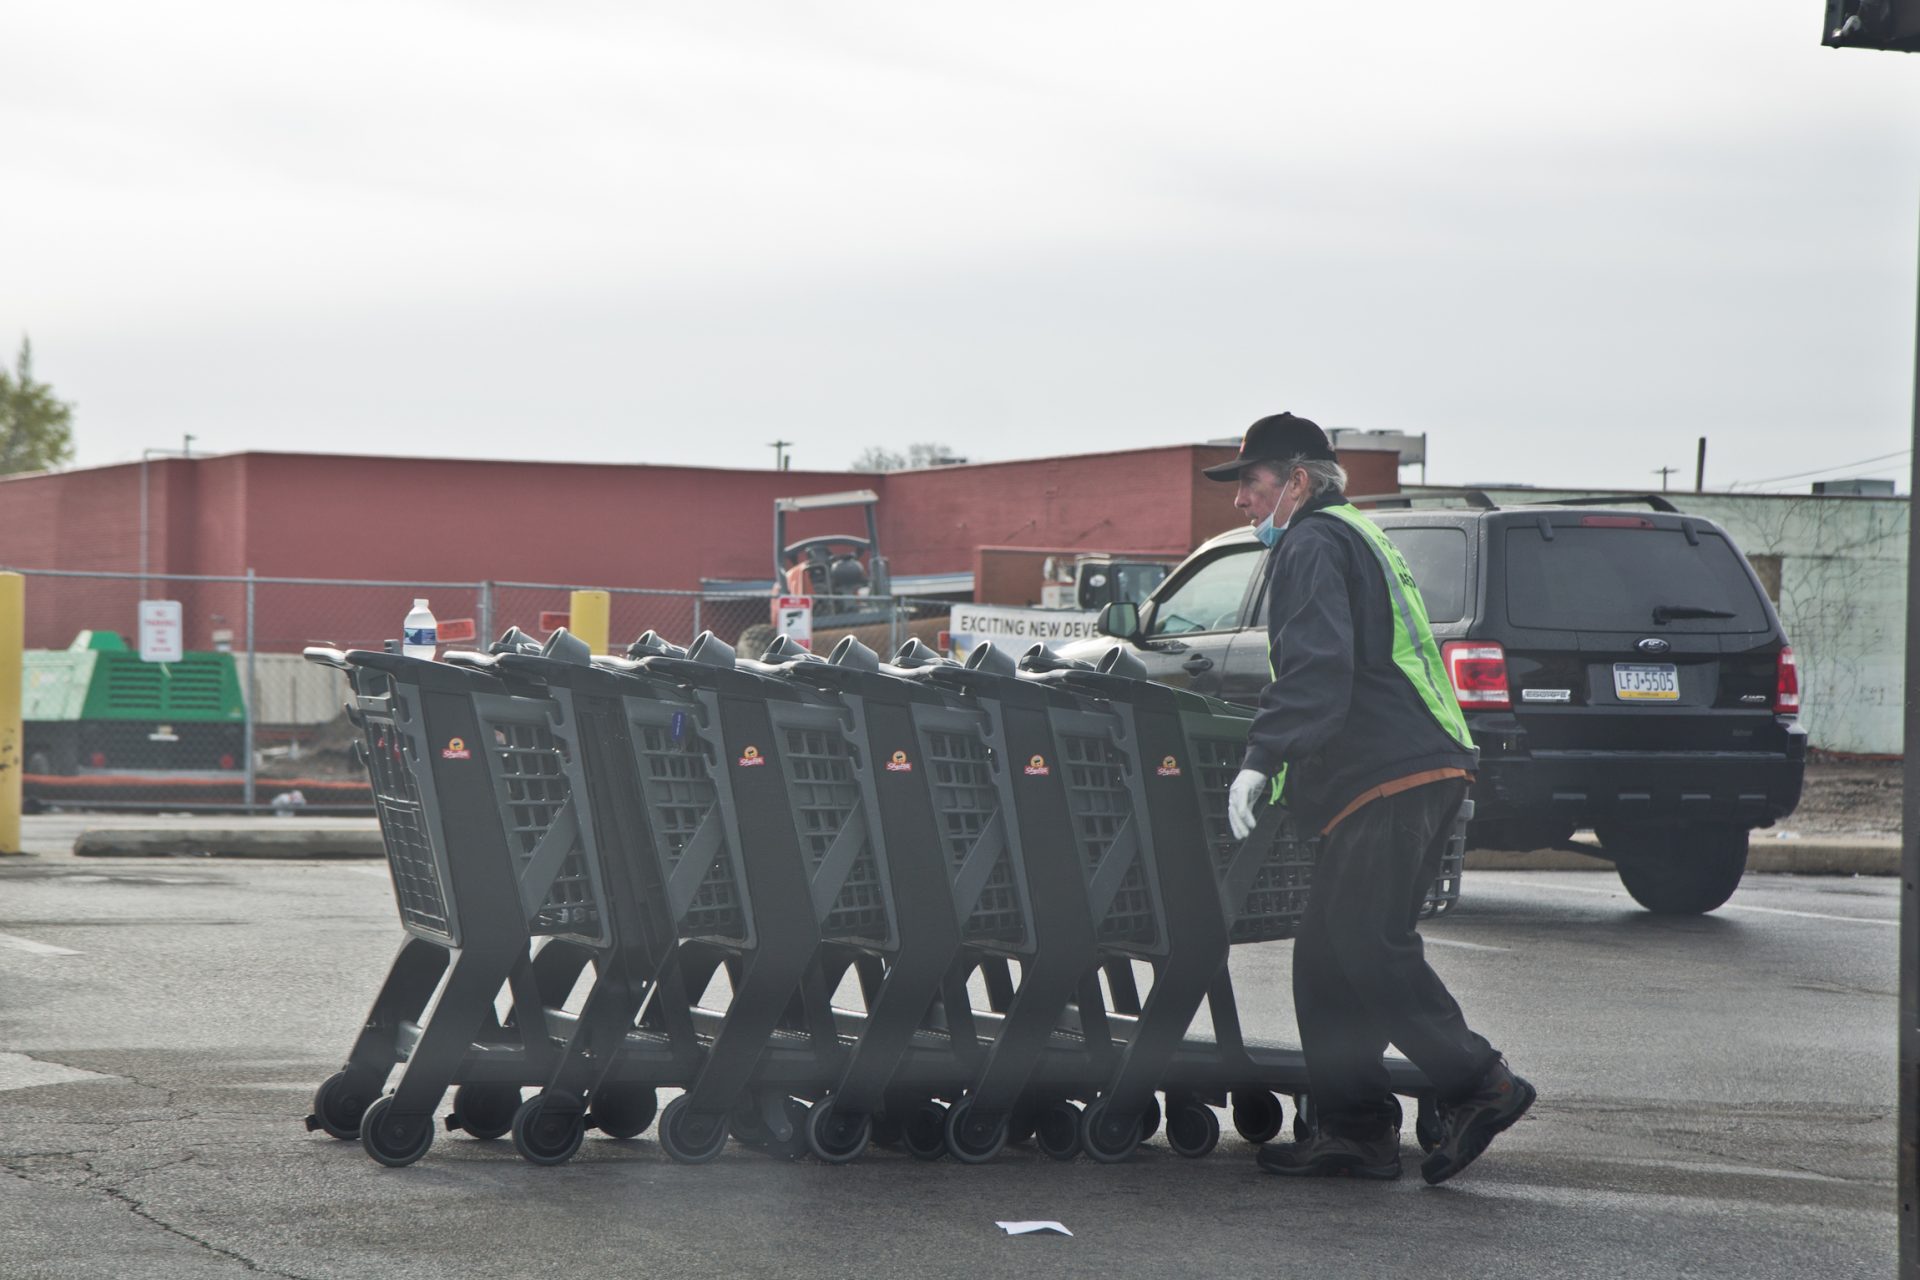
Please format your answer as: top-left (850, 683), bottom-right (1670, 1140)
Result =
top-left (0, 443), bottom-right (1398, 650)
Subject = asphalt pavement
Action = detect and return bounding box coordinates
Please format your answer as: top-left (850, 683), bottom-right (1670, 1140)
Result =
top-left (0, 827), bottom-right (1897, 1279)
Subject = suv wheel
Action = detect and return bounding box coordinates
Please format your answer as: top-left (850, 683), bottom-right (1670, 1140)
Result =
top-left (1597, 822), bottom-right (1750, 915)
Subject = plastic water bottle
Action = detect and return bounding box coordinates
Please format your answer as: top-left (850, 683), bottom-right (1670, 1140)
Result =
top-left (403, 598), bottom-right (438, 660)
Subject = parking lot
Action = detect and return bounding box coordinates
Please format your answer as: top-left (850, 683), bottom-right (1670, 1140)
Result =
top-left (0, 824), bottom-right (1896, 1280)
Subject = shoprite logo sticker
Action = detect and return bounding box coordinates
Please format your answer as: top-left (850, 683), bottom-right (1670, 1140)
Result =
top-left (1156, 755), bottom-right (1182, 777)
top-left (441, 737), bottom-right (471, 761)
top-left (885, 750), bottom-right (913, 773)
top-left (1024, 754), bottom-right (1050, 777)
top-left (738, 745), bottom-right (765, 767)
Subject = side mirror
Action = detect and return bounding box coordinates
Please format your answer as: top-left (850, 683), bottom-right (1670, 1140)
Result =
top-left (1098, 601), bottom-right (1140, 640)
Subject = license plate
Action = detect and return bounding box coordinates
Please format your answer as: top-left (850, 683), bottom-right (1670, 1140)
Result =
top-left (1613, 663), bottom-right (1679, 701)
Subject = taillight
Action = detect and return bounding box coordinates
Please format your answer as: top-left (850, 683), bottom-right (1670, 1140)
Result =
top-left (1776, 645), bottom-right (1799, 716)
top-left (1442, 641), bottom-right (1510, 711)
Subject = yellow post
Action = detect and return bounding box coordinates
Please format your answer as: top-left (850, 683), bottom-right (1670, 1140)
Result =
top-left (569, 589), bottom-right (610, 656)
top-left (0, 572), bottom-right (22, 855)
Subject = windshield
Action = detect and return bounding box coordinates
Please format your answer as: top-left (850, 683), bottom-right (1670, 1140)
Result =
top-left (1145, 546), bottom-right (1262, 636)
top-left (1503, 525), bottom-right (1769, 633)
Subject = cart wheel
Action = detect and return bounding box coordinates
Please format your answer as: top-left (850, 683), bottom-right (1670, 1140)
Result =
top-left (728, 1099), bottom-right (773, 1147)
top-left (870, 1113), bottom-right (905, 1150)
top-left (1415, 1096), bottom-right (1446, 1154)
top-left (1078, 1098), bottom-right (1143, 1164)
top-left (359, 1095), bottom-right (434, 1168)
top-left (805, 1095), bottom-right (872, 1164)
top-left (765, 1097), bottom-right (812, 1160)
top-left (944, 1096), bottom-right (1010, 1164)
top-left (1035, 1100), bottom-right (1083, 1161)
top-left (902, 1101), bottom-right (949, 1161)
top-left (446, 1084), bottom-right (520, 1140)
top-left (1139, 1094), bottom-right (1162, 1142)
top-left (1230, 1089), bottom-right (1285, 1145)
top-left (658, 1096), bottom-right (729, 1165)
top-left (308, 1070), bottom-right (379, 1141)
top-left (1291, 1094), bottom-right (1314, 1142)
top-left (511, 1092), bottom-right (586, 1166)
top-left (1008, 1102), bottom-right (1039, 1147)
top-left (1165, 1097), bottom-right (1220, 1159)
top-left (589, 1085), bottom-right (658, 1140)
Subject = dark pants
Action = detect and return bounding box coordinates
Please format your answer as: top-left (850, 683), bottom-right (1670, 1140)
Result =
top-left (1292, 778), bottom-right (1496, 1138)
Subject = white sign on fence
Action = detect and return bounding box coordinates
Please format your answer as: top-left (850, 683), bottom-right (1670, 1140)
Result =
top-left (138, 599), bottom-right (184, 663)
top-left (775, 595), bottom-right (813, 650)
top-left (946, 603), bottom-right (1100, 658)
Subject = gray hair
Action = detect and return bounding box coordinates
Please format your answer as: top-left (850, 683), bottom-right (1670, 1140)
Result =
top-left (1254, 456), bottom-right (1348, 497)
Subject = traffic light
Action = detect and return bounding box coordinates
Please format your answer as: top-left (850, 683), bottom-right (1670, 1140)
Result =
top-left (1823, 0), bottom-right (1920, 50)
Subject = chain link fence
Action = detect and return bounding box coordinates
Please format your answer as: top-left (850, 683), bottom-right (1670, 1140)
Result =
top-left (6, 568), bottom-right (959, 814)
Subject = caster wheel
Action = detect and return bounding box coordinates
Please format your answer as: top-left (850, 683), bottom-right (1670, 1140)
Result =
top-left (902, 1101), bottom-right (949, 1161)
top-left (805, 1095), bottom-right (872, 1164)
top-left (1008, 1103), bottom-right (1039, 1147)
top-left (1230, 1089), bottom-right (1284, 1145)
top-left (658, 1096), bottom-right (729, 1165)
top-left (590, 1085), bottom-right (658, 1139)
top-left (308, 1070), bottom-right (379, 1141)
top-left (870, 1113), bottom-right (905, 1150)
top-left (1292, 1094), bottom-right (1315, 1142)
top-left (1415, 1096), bottom-right (1445, 1154)
top-left (448, 1084), bottom-right (520, 1140)
top-left (1165, 1098), bottom-right (1220, 1159)
top-left (1078, 1098), bottom-right (1144, 1164)
top-left (1034, 1100), bottom-right (1082, 1161)
top-left (1139, 1094), bottom-right (1163, 1142)
top-left (944, 1097), bottom-right (1010, 1164)
top-left (730, 1096), bottom-right (807, 1158)
top-left (511, 1092), bottom-right (586, 1166)
top-left (359, 1095), bottom-right (434, 1168)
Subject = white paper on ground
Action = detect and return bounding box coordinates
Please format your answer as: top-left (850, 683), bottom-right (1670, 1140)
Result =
top-left (996, 1221), bottom-right (1072, 1237)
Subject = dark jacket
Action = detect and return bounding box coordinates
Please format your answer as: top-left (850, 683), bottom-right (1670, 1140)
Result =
top-left (1241, 492), bottom-right (1477, 830)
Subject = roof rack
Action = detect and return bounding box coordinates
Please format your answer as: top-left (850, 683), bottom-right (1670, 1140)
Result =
top-left (1519, 494), bottom-right (1679, 514)
top-left (1351, 488), bottom-right (1498, 510)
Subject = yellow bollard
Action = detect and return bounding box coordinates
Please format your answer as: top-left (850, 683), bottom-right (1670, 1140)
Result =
top-left (0, 572), bottom-right (21, 855)
top-left (569, 589), bottom-right (610, 656)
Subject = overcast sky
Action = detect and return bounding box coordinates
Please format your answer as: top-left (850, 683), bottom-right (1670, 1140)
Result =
top-left (5, 2), bottom-right (1918, 492)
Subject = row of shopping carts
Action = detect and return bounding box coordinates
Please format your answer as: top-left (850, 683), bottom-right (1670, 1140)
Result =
top-left (302, 624), bottom-right (1467, 1167)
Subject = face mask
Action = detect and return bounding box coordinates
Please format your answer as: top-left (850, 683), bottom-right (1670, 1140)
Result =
top-left (1254, 486), bottom-right (1294, 548)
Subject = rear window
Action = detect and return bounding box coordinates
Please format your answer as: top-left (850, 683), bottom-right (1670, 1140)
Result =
top-left (1503, 525), bottom-right (1770, 633)
top-left (1384, 527), bottom-right (1469, 624)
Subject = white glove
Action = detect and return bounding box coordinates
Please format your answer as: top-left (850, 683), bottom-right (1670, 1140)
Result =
top-left (1227, 768), bottom-right (1268, 841)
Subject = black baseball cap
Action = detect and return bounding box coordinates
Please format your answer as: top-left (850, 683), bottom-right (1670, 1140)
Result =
top-left (1202, 412), bottom-right (1337, 481)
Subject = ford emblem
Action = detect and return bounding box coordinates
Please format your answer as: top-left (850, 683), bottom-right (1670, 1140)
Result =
top-left (1636, 637), bottom-right (1671, 655)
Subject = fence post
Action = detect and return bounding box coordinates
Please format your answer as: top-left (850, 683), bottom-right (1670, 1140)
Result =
top-left (889, 596), bottom-right (901, 658)
top-left (243, 568), bottom-right (257, 812)
top-left (0, 572), bottom-right (21, 854)
top-left (478, 580), bottom-right (493, 646)
top-left (692, 595), bottom-right (701, 642)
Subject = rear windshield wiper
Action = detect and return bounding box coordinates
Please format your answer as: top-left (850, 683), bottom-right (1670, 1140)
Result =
top-left (1652, 604), bottom-right (1736, 623)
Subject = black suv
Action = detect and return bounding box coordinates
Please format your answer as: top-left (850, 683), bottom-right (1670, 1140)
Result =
top-left (1063, 495), bottom-right (1806, 915)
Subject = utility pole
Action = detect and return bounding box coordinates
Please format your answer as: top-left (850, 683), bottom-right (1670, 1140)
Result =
top-left (1818, 13), bottom-right (1917, 1274)
top-left (1653, 465), bottom-right (1676, 491)
top-left (1695, 437), bottom-right (1707, 493)
top-left (769, 440), bottom-right (793, 471)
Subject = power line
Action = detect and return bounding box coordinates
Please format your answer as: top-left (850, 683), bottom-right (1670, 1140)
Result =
top-left (1724, 448), bottom-right (1911, 491)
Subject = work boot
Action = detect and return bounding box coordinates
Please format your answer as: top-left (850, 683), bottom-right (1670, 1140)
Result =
top-left (1256, 1128), bottom-right (1401, 1179)
top-left (1420, 1058), bottom-right (1536, 1186)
